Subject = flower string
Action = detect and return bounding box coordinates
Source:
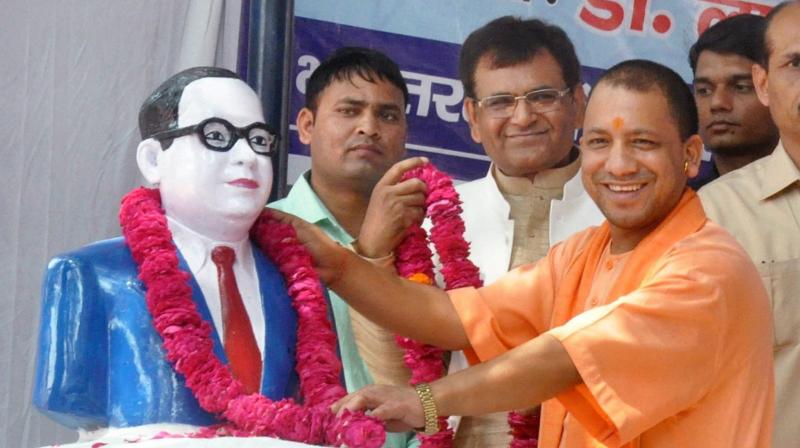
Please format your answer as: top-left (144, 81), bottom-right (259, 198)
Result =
top-left (119, 187), bottom-right (384, 447)
top-left (395, 163), bottom-right (538, 447)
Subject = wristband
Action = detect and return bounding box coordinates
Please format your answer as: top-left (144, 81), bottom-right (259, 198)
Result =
top-left (346, 239), bottom-right (396, 269)
top-left (414, 382), bottom-right (439, 435)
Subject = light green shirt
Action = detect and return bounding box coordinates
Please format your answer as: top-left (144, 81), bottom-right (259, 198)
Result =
top-left (269, 171), bottom-right (419, 448)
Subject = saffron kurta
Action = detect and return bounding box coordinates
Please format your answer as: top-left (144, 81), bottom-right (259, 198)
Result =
top-left (449, 190), bottom-right (773, 447)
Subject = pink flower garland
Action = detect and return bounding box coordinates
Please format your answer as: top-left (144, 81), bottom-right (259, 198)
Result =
top-left (119, 187), bottom-right (384, 447)
top-left (396, 164), bottom-right (538, 447)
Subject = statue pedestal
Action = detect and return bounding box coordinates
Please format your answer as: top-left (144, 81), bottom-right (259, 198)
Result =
top-left (45, 439), bottom-right (321, 448)
top-left (42, 425), bottom-right (324, 448)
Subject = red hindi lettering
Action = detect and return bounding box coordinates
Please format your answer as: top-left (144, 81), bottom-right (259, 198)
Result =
top-left (630, 0), bottom-right (649, 31)
top-left (579, 0), bottom-right (625, 32)
top-left (697, 5), bottom-right (729, 34)
top-left (696, 0), bottom-right (774, 35)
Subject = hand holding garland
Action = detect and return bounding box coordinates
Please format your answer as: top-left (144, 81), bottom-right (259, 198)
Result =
top-left (279, 162), bottom-right (583, 446)
top-left (269, 208), bottom-right (469, 351)
top-left (330, 334), bottom-right (580, 431)
top-left (309, 232), bottom-right (582, 433)
top-left (356, 157), bottom-right (429, 259)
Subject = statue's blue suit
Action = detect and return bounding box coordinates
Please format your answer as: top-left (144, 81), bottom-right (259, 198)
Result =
top-left (33, 236), bottom-right (299, 429)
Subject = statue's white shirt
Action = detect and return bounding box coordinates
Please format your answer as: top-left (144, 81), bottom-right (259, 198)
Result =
top-left (167, 217), bottom-right (265, 358)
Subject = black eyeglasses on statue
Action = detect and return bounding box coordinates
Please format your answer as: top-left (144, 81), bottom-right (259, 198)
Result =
top-left (151, 117), bottom-right (279, 156)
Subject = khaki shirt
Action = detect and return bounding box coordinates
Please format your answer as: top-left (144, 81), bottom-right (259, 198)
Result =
top-left (699, 141), bottom-right (800, 448)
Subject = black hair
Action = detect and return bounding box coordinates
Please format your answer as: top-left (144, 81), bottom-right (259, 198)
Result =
top-left (760, 1), bottom-right (797, 67)
top-left (138, 66), bottom-right (239, 147)
top-left (597, 59), bottom-right (698, 140)
top-left (304, 47), bottom-right (408, 112)
top-left (688, 14), bottom-right (767, 73)
top-left (459, 16), bottom-right (581, 99)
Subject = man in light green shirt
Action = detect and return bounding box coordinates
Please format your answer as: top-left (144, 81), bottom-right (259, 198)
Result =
top-left (269, 47), bottom-right (426, 448)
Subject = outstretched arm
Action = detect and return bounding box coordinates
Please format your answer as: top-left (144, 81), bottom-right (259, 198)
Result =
top-left (333, 333), bottom-right (581, 431)
top-left (270, 209), bottom-right (470, 351)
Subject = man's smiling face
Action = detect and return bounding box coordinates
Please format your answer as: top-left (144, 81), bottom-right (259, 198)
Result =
top-left (464, 50), bottom-right (584, 179)
top-left (581, 83), bottom-right (700, 250)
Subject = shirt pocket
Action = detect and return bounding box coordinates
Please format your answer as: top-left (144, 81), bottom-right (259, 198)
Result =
top-left (759, 258), bottom-right (800, 350)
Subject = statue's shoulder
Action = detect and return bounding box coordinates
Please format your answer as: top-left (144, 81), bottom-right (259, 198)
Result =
top-left (47, 236), bottom-right (137, 278)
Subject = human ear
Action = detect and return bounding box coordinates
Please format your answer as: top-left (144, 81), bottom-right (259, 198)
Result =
top-left (136, 138), bottom-right (163, 185)
top-left (463, 99), bottom-right (483, 144)
top-left (296, 108), bottom-right (315, 145)
top-left (752, 63), bottom-right (769, 108)
top-left (683, 135), bottom-right (704, 179)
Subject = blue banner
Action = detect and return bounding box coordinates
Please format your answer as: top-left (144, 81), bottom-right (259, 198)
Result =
top-left (289, 0), bottom-right (780, 181)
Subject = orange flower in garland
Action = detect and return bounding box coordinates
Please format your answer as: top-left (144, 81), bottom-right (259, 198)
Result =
top-left (406, 272), bottom-right (434, 285)
top-left (394, 163), bottom-right (539, 448)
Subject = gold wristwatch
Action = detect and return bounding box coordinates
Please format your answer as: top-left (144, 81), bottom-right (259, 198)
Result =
top-left (414, 382), bottom-right (439, 435)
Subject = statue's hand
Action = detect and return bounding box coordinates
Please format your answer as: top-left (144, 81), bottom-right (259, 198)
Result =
top-left (358, 157), bottom-right (429, 258)
top-left (269, 209), bottom-right (350, 286)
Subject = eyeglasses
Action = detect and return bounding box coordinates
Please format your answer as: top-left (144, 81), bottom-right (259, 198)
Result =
top-left (474, 87), bottom-right (572, 118)
top-left (151, 117), bottom-right (279, 156)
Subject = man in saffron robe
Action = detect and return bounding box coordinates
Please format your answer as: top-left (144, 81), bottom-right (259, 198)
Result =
top-left (33, 67), bottom-right (299, 434)
top-left (278, 60), bottom-right (775, 447)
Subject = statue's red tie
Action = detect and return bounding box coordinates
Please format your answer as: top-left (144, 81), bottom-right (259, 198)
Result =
top-left (211, 245), bottom-right (262, 394)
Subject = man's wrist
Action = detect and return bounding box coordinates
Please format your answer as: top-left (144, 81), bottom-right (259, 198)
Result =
top-left (326, 242), bottom-right (357, 290)
top-left (414, 382), bottom-right (439, 435)
top-left (347, 239), bottom-right (396, 269)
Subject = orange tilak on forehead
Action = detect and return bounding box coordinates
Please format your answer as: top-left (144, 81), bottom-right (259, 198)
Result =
top-left (612, 116), bottom-right (624, 130)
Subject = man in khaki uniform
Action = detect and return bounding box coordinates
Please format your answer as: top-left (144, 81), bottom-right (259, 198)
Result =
top-left (698, 2), bottom-right (800, 446)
